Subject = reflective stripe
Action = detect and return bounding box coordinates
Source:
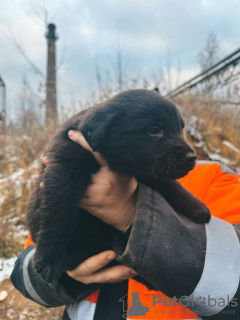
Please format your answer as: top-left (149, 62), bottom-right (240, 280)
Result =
top-left (66, 299), bottom-right (96, 320)
top-left (23, 248), bottom-right (49, 307)
top-left (182, 216), bottom-right (240, 316)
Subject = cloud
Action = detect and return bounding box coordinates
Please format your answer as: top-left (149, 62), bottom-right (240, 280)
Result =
top-left (1, 0), bottom-right (240, 113)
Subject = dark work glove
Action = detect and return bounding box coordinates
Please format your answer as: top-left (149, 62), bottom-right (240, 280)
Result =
top-left (113, 183), bottom-right (240, 319)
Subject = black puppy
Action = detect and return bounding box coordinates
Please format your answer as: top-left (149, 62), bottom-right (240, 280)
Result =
top-left (27, 89), bottom-right (210, 284)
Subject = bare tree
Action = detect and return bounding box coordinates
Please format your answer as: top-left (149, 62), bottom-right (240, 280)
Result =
top-left (112, 41), bottom-right (124, 91)
top-left (176, 53), bottom-right (181, 88)
top-left (151, 58), bottom-right (168, 95)
top-left (166, 46), bottom-right (172, 91)
top-left (5, 28), bottom-right (45, 79)
top-left (198, 33), bottom-right (221, 71)
top-left (109, 39), bottom-right (129, 92)
top-left (14, 77), bottom-right (42, 133)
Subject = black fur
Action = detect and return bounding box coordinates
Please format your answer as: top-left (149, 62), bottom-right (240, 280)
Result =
top-left (27, 89), bottom-right (210, 285)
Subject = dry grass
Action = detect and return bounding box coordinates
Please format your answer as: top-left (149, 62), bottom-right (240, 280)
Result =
top-left (174, 94), bottom-right (240, 170)
top-left (0, 124), bottom-right (53, 259)
top-left (0, 279), bottom-right (64, 320)
top-left (0, 170), bottom-right (39, 259)
top-left (0, 123), bottom-right (66, 319)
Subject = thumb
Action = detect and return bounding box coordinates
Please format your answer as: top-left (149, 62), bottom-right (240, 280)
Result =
top-left (68, 130), bottom-right (107, 167)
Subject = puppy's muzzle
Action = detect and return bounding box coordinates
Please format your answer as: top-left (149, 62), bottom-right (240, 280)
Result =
top-left (184, 152), bottom-right (197, 163)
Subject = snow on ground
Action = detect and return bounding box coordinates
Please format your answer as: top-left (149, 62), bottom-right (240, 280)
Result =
top-left (223, 140), bottom-right (240, 153)
top-left (0, 169), bottom-right (25, 185)
top-left (0, 159), bottom-right (40, 205)
top-left (185, 115), bottom-right (240, 172)
top-left (0, 159), bottom-right (40, 185)
top-left (185, 116), bottom-right (203, 141)
top-left (0, 257), bottom-right (16, 282)
top-left (204, 148), bottom-right (232, 166)
top-left (0, 160), bottom-right (40, 280)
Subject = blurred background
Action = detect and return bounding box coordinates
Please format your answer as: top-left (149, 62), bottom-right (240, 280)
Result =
top-left (1, 0), bottom-right (240, 318)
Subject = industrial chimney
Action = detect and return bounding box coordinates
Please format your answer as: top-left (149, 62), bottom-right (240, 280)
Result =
top-left (45, 23), bottom-right (58, 126)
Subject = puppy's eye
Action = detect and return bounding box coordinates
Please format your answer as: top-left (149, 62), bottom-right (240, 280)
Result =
top-left (147, 127), bottom-right (163, 137)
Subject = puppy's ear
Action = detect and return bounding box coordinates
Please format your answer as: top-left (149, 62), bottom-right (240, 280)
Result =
top-left (82, 110), bottom-right (116, 151)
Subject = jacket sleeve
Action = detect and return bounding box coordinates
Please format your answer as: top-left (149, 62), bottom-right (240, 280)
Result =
top-left (114, 164), bottom-right (240, 319)
top-left (11, 245), bottom-right (100, 307)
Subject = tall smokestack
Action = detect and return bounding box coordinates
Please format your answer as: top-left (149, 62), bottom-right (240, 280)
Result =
top-left (45, 23), bottom-right (58, 126)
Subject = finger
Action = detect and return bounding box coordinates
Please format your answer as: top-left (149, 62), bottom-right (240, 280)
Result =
top-left (67, 250), bottom-right (116, 277)
top-left (80, 181), bottom-right (108, 201)
top-left (89, 169), bottom-right (112, 188)
top-left (40, 182), bottom-right (44, 189)
top-left (68, 130), bottom-right (93, 153)
top-left (68, 130), bottom-right (108, 167)
top-left (83, 265), bottom-right (138, 284)
top-left (43, 156), bottom-right (49, 166)
top-left (80, 198), bottom-right (101, 213)
top-left (92, 151), bottom-right (108, 167)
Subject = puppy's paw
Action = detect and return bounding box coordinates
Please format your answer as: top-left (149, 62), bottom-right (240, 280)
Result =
top-left (34, 249), bottom-right (65, 284)
top-left (191, 202), bottom-right (211, 224)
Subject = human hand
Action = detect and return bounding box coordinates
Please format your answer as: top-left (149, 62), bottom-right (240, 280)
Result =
top-left (66, 250), bottom-right (137, 283)
top-left (40, 158), bottom-right (138, 281)
top-left (40, 134), bottom-right (139, 282)
top-left (68, 130), bottom-right (138, 233)
top-left (41, 133), bottom-right (137, 233)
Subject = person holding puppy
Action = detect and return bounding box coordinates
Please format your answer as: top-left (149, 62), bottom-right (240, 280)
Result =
top-left (12, 130), bottom-right (240, 320)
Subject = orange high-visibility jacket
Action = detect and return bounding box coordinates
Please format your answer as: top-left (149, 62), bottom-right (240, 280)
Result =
top-left (24, 161), bottom-right (240, 319)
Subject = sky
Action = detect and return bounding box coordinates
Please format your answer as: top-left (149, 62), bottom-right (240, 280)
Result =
top-left (1, 0), bottom-right (240, 118)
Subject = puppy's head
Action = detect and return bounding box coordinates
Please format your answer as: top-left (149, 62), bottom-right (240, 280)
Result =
top-left (82, 89), bottom-right (196, 180)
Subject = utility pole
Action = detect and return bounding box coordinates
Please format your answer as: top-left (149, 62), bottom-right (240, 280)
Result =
top-left (0, 75), bottom-right (6, 158)
top-left (45, 23), bottom-right (58, 126)
top-left (0, 75), bottom-right (6, 136)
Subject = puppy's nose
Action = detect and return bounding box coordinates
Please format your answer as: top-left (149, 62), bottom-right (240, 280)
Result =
top-left (185, 153), bottom-right (197, 163)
